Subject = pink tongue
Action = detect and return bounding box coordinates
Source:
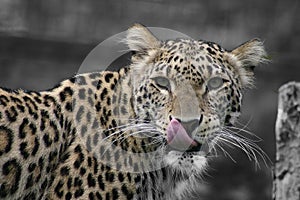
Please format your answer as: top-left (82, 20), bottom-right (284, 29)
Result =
top-left (167, 118), bottom-right (197, 151)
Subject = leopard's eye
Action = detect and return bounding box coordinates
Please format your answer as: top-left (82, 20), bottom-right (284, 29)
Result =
top-left (207, 77), bottom-right (224, 91)
top-left (151, 76), bottom-right (171, 91)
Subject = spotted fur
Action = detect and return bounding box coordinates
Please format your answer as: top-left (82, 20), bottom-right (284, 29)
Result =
top-left (0, 24), bottom-right (267, 200)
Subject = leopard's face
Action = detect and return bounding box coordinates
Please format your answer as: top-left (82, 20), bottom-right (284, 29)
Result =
top-left (125, 24), bottom-right (267, 173)
top-left (131, 39), bottom-right (242, 172)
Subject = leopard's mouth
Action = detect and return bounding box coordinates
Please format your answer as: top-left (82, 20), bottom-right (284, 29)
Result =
top-left (165, 140), bottom-right (203, 153)
top-left (166, 117), bottom-right (208, 154)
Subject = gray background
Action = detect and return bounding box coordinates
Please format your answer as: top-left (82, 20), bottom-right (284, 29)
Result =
top-left (0, 0), bottom-right (299, 199)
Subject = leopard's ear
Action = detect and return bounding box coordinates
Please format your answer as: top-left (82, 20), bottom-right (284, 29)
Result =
top-left (226, 38), bottom-right (268, 88)
top-left (125, 24), bottom-right (161, 52)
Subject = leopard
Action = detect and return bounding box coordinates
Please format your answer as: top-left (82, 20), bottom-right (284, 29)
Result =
top-left (0, 24), bottom-right (268, 200)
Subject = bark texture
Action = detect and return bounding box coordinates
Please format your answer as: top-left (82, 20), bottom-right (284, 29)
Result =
top-left (274, 82), bottom-right (300, 200)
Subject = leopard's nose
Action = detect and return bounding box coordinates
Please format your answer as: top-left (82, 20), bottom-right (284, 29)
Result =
top-left (174, 116), bottom-right (202, 135)
top-left (180, 119), bottom-right (199, 135)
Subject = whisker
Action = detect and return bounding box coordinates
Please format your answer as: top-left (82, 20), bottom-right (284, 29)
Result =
top-left (211, 137), bottom-right (236, 163)
top-left (96, 120), bottom-right (164, 158)
top-left (213, 129), bottom-right (271, 168)
top-left (217, 134), bottom-right (255, 162)
top-left (234, 116), bottom-right (253, 130)
top-left (99, 120), bottom-right (159, 142)
top-left (224, 126), bottom-right (262, 142)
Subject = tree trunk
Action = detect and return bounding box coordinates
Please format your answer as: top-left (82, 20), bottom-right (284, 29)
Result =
top-left (274, 82), bottom-right (300, 200)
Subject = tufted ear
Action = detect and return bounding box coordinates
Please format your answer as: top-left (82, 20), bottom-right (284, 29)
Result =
top-left (227, 39), bottom-right (268, 88)
top-left (125, 24), bottom-right (161, 52)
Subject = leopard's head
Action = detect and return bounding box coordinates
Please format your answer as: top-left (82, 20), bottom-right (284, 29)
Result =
top-left (124, 24), bottom-right (267, 173)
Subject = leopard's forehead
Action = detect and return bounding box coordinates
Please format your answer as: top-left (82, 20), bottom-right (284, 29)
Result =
top-left (152, 39), bottom-right (232, 82)
top-left (161, 39), bottom-right (225, 54)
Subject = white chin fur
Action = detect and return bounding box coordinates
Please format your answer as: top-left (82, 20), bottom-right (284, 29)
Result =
top-left (164, 151), bottom-right (207, 173)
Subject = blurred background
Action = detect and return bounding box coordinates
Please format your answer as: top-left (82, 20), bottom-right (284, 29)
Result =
top-left (0, 0), bottom-right (299, 199)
